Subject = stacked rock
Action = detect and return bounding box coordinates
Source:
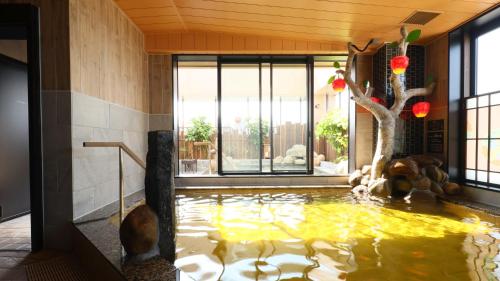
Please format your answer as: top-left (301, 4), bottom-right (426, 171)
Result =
top-left (349, 155), bottom-right (461, 197)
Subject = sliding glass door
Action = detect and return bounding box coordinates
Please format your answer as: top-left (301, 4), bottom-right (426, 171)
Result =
top-left (220, 63), bottom-right (261, 173)
top-left (174, 55), bottom-right (353, 176)
top-left (219, 58), bottom-right (310, 174)
top-left (271, 64), bottom-right (308, 172)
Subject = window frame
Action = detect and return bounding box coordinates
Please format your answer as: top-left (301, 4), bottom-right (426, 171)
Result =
top-left (172, 54), bottom-right (356, 177)
top-left (462, 11), bottom-right (500, 191)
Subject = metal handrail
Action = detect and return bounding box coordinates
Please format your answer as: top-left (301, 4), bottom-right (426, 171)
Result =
top-left (83, 142), bottom-right (146, 223)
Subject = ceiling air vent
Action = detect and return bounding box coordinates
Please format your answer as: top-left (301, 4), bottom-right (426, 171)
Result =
top-left (401, 11), bottom-right (441, 25)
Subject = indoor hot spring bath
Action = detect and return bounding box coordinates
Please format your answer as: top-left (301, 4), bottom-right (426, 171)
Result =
top-left (174, 189), bottom-right (500, 281)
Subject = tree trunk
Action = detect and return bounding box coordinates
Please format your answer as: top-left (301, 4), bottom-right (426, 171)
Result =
top-left (371, 115), bottom-right (396, 180)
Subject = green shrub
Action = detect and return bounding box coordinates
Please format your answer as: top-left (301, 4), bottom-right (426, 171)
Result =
top-left (185, 117), bottom-right (214, 142)
top-left (246, 119), bottom-right (270, 147)
top-left (316, 109), bottom-right (348, 161)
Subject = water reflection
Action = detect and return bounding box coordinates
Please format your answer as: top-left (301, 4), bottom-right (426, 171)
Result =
top-left (175, 190), bottom-right (500, 281)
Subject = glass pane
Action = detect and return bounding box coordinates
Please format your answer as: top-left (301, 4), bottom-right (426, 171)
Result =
top-left (490, 172), bottom-right (500, 185)
top-left (313, 60), bottom-right (349, 175)
top-left (478, 140), bottom-right (489, 170)
top-left (478, 107), bottom-right (489, 138)
top-left (466, 169), bottom-right (476, 180)
top-left (221, 64), bottom-right (260, 173)
top-left (477, 27), bottom-right (500, 95)
top-left (466, 109), bottom-right (476, 139)
top-left (178, 61), bottom-right (218, 176)
top-left (491, 93), bottom-right (500, 105)
top-left (478, 170), bottom-right (488, 182)
top-left (261, 64), bottom-right (271, 173)
top-left (491, 106), bottom-right (500, 138)
top-left (478, 95), bottom-right (489, 107)
top-left (466, 98), bottom-right (477, 109)
top-left (491, 140), bottom-right (500, 172)
top-left (466, 140), bottom-right (476, 169)
top-left (272, 64), bottom-right (308, 172)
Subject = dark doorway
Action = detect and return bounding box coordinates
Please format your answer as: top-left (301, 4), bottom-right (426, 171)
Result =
top-left (0, 4), bottom-right (43, 252)
top-left (0, 53), bottom-right (31, 222)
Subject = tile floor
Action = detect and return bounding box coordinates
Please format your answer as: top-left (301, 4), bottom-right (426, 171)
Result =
top-left (0, 215), bottom-right (30, 252)
top-left (0, 215), bottom-right (31, 280)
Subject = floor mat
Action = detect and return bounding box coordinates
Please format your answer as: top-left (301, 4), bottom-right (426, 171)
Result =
top-left (25, 256), bottom-right (89, 281)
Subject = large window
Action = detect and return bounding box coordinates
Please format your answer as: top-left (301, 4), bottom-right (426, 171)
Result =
top-left (175, 55), bottom-right (352, 176)
top-left (465, 26), bottom-right (500, 188)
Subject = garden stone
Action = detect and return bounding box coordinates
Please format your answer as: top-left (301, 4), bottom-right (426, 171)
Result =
top-left (411, 176), bottom-right (432, 190)
top-left (443, 182), bottom-right (461, 195)
top-left (361, 165), bottom-right (372, 175)
top-left (387, 158), bottom-right (419, 179)
top-left (392, 177), bottom-right (413, 193)
top-left (120, 205), bottom-right (159, 257)
top-left (348, 169), bottom-right (363, 186)
top-left (408, 154), bottom-right (443, 168)
top-left (430, 181), bottom-right (444, 195)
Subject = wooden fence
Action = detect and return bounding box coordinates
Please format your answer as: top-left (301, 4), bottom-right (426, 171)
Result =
top-left (179, 122), bottom-right (340, 161)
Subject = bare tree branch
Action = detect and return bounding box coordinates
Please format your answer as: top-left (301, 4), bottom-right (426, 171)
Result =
top-left (406, 83), bottom-right (435, 99)
top-left (343, 41), bottom-right (393, 121)
top-left (365, 87), bottom-right (374, 97)
top-left (389, 25), bottom-right (409, 115)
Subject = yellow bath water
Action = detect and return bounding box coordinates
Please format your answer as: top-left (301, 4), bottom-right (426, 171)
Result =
top-left (175, 189), bottom-right (500, 281)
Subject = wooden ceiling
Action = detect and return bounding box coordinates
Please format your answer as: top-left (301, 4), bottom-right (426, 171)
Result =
top-left (115, 0), bottom-right (499, 49)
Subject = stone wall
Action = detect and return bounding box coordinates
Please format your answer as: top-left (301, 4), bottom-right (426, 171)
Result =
top-left (72, 93), bottom-right (148, 219)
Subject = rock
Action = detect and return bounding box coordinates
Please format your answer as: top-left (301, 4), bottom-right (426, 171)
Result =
top-left (313, 157), bottom-right (321, 167)
top-left (145, 131), bottom-right (176, 262)
top-left (443, 182), bottom-right (461, 195)
top-left (409, 154), bottom-right (443, 168)
top-left (335, 160), bottom-right (349, 175)
top-left (387, 158), bottom-right (419, 179)
top-left (352, 185), bottom-right (368, 194)
top-left (283, 155), bottom-right (295, 164)
top-left (392, 177), bottom-right (413, 193)
top-left (294, 159), bottom-right (306, 165)
top-left (408, 190), bottom-right (437, 205)
top-left (430, 181), bottom-right (444, 195)
top-left (368, 178), bottom-right (390, 197)
top-left (360, 175), bottom-right (370, 186)
top-left (348, 170), bottom-right (363, 186)
top-left (411, 176), bottom-right (432, 190)
top-left (285, 144), bottom-right (306, 158)
top-left (424, 165), bottom-right (448, 184)
top-left (274, 156), bottom-right (284, 164)
top-left (361, 165), bottom-right (372, 175)
top-left (120, 205), bottom-right (159, 256)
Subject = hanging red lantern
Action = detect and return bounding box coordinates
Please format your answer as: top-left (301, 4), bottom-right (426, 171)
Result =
top-left (371, 97), bottom-right (382, 104)
top-left (390, 55), bottom-right (409, 75)
top-left (332, 78), bottom-right (346, 92)
top-left (412, 101), bottom-right (430, 118)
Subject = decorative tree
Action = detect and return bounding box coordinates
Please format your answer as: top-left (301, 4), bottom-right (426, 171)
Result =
top-left (334, 26), bottom-right (436, 194)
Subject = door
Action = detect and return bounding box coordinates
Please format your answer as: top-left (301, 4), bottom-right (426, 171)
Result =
top-left (219, 58), bottom-right (310, 174)
top-left (0, 54), bottom-right (30, 221)
top-left (220, 63), bottom-right (261, 173)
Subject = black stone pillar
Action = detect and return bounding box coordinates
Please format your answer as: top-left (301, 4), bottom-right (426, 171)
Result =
top-left (145, 130), bottom-right (176, 263)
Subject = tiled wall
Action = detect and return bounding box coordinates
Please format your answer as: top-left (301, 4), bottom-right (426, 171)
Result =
top-left (71, 92), bottom-right (148, 219)
top-left (372, 44), bottom-right (425, 157)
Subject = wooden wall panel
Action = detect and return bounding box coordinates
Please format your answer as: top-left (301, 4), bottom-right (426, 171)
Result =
top-left (146, 31), bottom-right (347, 54)
top-left (70, 0), bottom-right (149, 112)
top-left (425, 35), bottom-right (449, 163)
top-left (148, 54), bottom-right (172, 115)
